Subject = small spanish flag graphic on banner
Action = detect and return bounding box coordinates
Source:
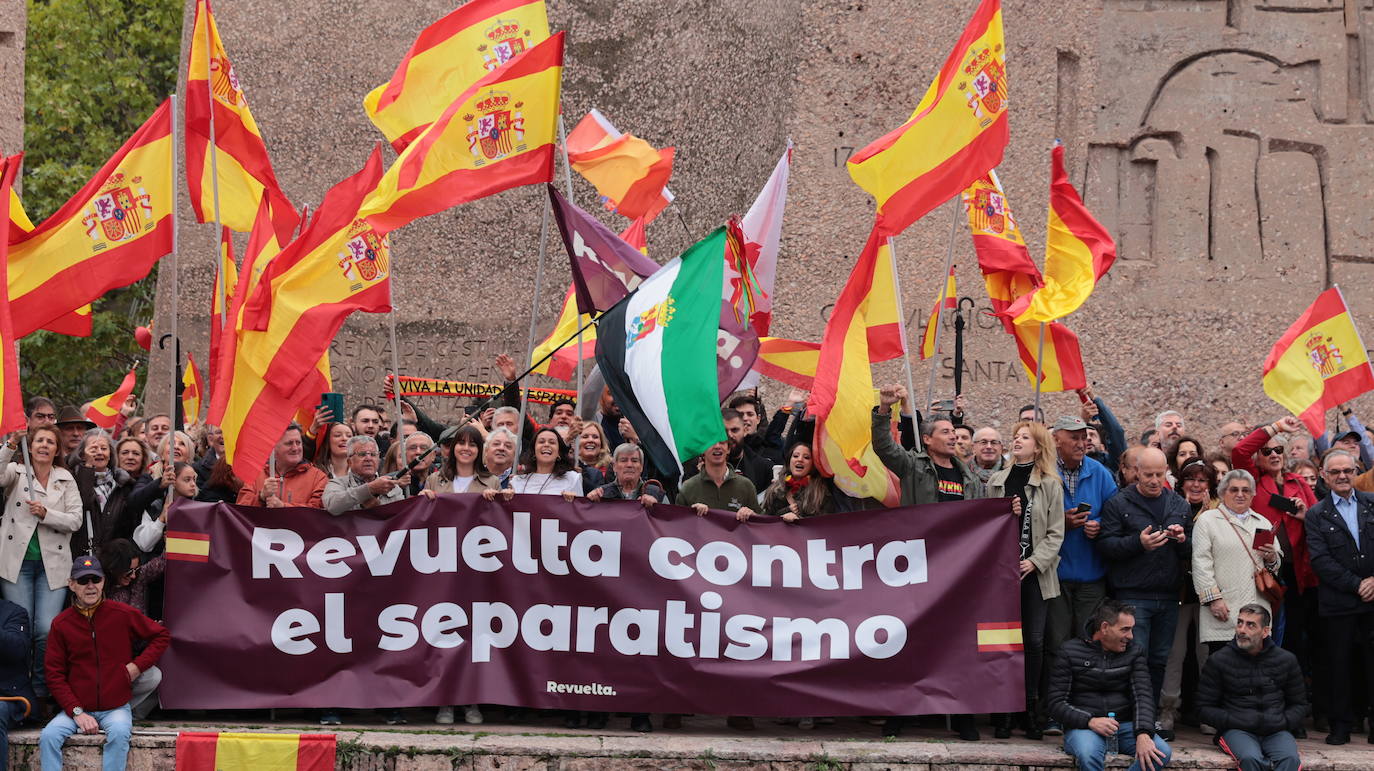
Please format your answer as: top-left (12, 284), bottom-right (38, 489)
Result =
top-left (976, 622), bottom-right (1023, 652)
top-left (175, 732), bottom-right (336, 771)
top-left (165, 531), bottom-right (211, 563)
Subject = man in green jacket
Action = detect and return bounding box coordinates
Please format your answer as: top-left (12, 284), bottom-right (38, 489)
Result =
top-left (872, 384), bottom-right (985, 506)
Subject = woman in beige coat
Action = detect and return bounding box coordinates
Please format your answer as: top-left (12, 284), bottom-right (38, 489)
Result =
top-left (0, 425), bottom-right (83, 701)
top-left (988, 420), bottom-right (1065, 739)
top-left (1192, 468), bottom-right (1283, 651)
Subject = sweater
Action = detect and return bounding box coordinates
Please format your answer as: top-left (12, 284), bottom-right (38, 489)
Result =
top-left (45, 600), bottom-right (169, 715)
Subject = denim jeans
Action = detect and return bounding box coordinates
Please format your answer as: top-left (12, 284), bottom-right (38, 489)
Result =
top-left (1064, 721), bottom-right (1173, 771)
top-left (1218, 729), bottom-right (1300, 771)
top-left (0, 699), bottom-right (25, 771)
top-left (0, 559), bottom-right (68, 698)
top-left (1121, 597), bottom-right (1179, 708)
top-left (40, 704), bottom-right (132, 771)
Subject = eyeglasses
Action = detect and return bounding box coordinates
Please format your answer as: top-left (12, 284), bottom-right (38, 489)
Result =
top-left (351, 451), bottom-right (379, 458)
top-left (973, 439), bottom-right (1002, 446)
top-left (1258, 447), bottom-right (1285, 457)
top-left (124, 566), bottom-right (140, 579)
top-left (1326, 468), bottom-right (1357, 477)
top-left (1221, 430), bottom-right (1244, 439)
top-left (75, 575), bottom-right (103, 586)
top-left (1224, 487), bottom-right (1254, 495)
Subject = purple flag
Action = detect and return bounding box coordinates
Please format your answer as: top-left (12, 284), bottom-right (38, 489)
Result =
top-left (548, 186), bottom-right (661, 315)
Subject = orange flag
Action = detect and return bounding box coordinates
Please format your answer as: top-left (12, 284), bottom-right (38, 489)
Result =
top-left (182, 354), bottom-right (206, 425)
top-left (185, 0), bottom-right (295, 234)
top-left (8, 100), bottom-right (174, 337)
top-left (363, 0), bottom-right (550, 152)
top-left (0, 156), bottom-right (26, 435)
top-left (84, 363), bottom-right (138, 430)
top-left (566, 110), bottom-right (674, 223)
top-left (847, 0), bottom-right (1007, 236)
top-left (919, 269), bottom-right (956, 360)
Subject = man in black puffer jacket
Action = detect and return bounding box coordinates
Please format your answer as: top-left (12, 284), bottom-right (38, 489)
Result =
top-left (1048, 600), bottom-right (1172, 771)
top-left (1197, 604), bottom-right (1305, 771)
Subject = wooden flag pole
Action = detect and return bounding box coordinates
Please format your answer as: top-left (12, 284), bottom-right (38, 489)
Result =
top-left (1032, 321), bottom-right (1047, 420)
top-left (557, 112), bottom-right (585, 446)
top-left (922, 199), bottom-right (962, 417)
top-left (516, 194), bottom-right (554, 466)
top-left (201, 3), bottom-right (226, 328)
top-left (884, 234), bottom-right (922, 453)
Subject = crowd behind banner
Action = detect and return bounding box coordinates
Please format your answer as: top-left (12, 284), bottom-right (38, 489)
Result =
top-left (0, 356), bottom-right (1370, 764)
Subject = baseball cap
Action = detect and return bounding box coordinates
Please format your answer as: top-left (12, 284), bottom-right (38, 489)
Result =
top-left (1052, 416), bottom-right (1089, 432)
top-left (71, 556), bottom-right (104, 580)
top-left (1335, 430), bottom-right (1362, 443)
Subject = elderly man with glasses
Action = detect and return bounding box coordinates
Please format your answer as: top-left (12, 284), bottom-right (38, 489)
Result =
top-left (969, 427), bottom-right (1005, 484)
top-left (323, 436), bottom-right (408, 515)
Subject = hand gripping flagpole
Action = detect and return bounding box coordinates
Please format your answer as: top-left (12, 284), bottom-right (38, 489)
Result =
top-left (201, 1), bottom-right (227, 329)
top-left (557, 111), bottom-right (584, 452)
top-left (885, 234), bottom-right (923, 453)
top-left (922, 199), bottom-right (962, 421)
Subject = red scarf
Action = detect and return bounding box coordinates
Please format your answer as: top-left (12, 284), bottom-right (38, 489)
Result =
top-left (784, 474), bottom-right (810, 494)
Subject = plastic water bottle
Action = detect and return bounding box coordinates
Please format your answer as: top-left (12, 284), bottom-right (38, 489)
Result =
top-left (1105, 712), bottom-right (1118, 755)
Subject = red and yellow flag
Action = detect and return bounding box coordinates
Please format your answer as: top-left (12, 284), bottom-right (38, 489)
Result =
top-left (9, 187), bottom-right (32, 234)
top-left (174, 731), bottom-right (335, 771)
top-left (209, 226), bottom-right (236, 394)
top-left (1263, 287), bottom-right (1374, 437)
top-left (809, 229), bottom-right (903, 506)
top-left (919, 269), bottom-right (957, 360)
top-left (0, 156), bottom-right (27, 435)
top-left (182, 354), bottom-right (206, 425)
top-left (363, 0), bottom-right (550, 152)
top-left (753, 337), bottom-right (821, 391)
top-left (847, 0), bottom-right (1007, 236)
top-left (1008, 143), bottom-right (1116, 324)
top-left (185, 0), bottom-right (294, 234)
top-left (530, 285), bottom-right (595, 381)
top-left (620, 216), bottom-right (649, 254)
top-left (566, 110), bottom-right (674, 223)
top-left (8, 100), bottom-right (174, 338)
top-left (12, 162), bottom-right (93, 338)
top-left (1011, 321), bottom-right (1086, 392)
top-left (84, 363), bottom-right (138, 430)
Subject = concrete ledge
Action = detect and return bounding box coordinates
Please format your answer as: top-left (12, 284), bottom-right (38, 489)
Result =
top-left (8, 716), bottom-right (1371, 770)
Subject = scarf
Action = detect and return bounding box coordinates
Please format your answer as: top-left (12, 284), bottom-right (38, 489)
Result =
top-left (784, 474), bottom-right (810, 494)
top-left (92, 469), bottom-right (115, 510)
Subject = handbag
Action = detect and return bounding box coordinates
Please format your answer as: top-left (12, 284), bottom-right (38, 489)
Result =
top-left (1226, 514), bottom-right (1285, 609)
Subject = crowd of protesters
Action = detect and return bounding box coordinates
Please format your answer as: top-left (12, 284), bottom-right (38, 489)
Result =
top-left (0, 359), bottom-right (1372, 771)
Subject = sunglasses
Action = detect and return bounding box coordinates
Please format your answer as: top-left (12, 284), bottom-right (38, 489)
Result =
top-left (74, 575), bottom-right (103, 586)
top-left (1326, 468), bottom-right (1357, 477)
top-left (1258, 447), bottom-right (1285, 457)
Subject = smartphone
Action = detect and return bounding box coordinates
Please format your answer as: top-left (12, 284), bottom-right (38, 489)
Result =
top-left (319, 392), bottom-right (345, 424)
top-left (1075, 503), bottom-right (1092, 514)
top-left (932, 398), bottom-right (955, 412)
top-left (1151, 525), bottom-right (1183, 542)
top-left (1253, 530), bottom-right (1276, 550)
top-left (1267, 493), bottom-right (1299, 515)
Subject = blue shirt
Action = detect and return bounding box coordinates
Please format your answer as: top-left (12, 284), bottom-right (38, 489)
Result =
top-left (1333, 491), bottom-right (1361, 549)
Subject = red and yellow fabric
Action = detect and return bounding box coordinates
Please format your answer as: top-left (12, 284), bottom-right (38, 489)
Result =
top-left (362, 33), bottom-right (563, 234)
top-left (1011, 321), bottom-right (1085, 392)
top-left (809, 228), bottom-right (903, 506)
top-left (174, 731), bottom-right (335, 770)
top-left (976, 621), bottom-right (1024, 652)
top-left (185, 0), bottom-right (294, 234)
top-left (209, 226), bottom-right (236, 395)
top-left (223, 151), bottom-right (385, 480)
top-left (1008, 143), bottom-right (1116, 324)
top-left (8, 100), bottom-right (173, 338)
top-left (164, 531), bottom-right (210, 564)
top-left (919, 269), bottom-right (956, 360)
top-left (619, 216), bottom-right (648, 255)
top-left (84, 363), bottom-right (138, 430)
top-left (363, 0), bottom-right (550, 152)
top-left (963, 170), bottom-right (1041, 333)
top-left (0, 157), bottom-right (27, 435)
top-left (566, 110), bottom-right (674, 224)
top-left (1263, 286), bottom-right (1374, 437)
top-left (846, 0), bottom-right (1007, 237)
top-left (530, 285), bottom-right (595, 381)
top-left (182, 354), bottom-right (206, 425)
top-left (8, 187), bottom-right (32, 234)
top-left (13, 167), bottom-right (92, 338)
top-left (753, 337), bottom-right (820, 391)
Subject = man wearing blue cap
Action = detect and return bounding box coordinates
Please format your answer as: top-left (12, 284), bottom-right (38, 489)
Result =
top-left (39, 556), bottom-right (169, 770)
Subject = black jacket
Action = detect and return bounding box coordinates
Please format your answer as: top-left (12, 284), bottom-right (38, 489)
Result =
top-left (1096, 485), bottom-right (1192, 599)
top-left (1196, 638), bottom-right (1307, 735)
top-left (1048, 636), bottom-right (1156, 733)
top-left (0, 600), bottom-right (35, 704)
top-left (71, 466), bottom-right (136, 558)
top-left (1306, 490), bottom-right (1374, 616)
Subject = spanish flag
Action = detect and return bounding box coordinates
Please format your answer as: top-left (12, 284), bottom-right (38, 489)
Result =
top-left (530, 285), bottom-right (596, 381)
top-left (754, 337), bottom-right (820, 391)
top-left (10, 182), bottom-right (92, 337)
top-left (185, 0), bottom-right (295, 234)
top-left (566, 109), bottom-right (674, 224)
top-left (846, 0), bottom-right (1007, 236)
top-left (209, 226), bottom-right (236, 393)
top-left (8, 187), bottom-right (32, 234)
top-left (362, 33), bottom-right (564, 233)
top-left (0, 156), bottom-right (27, 436)
top-left (84, 363), bottom-right (138, 430)
top-left (8, 100), bottom-right (173, 338)
top-left (919, 269), bottom-right (956, 360)
top-left (1012, 321), bottom-right (1086, 392)
top-left (174, 731), bottom-right (335, 770)
top-left (182, 355), bottom-right (205, 425)
top-left (363, 0), bottom-right (550, 152)
top-left (1008, 143), bottom-right (1116, 324)
top-left (165, 531), bottom-right (211, 563)
top-left (976, 621), bottom-right (1024, 652)
top-left (1263, 286), bottom-right (1374, 437)
top-left (809, 229), bottom-right (904, 506)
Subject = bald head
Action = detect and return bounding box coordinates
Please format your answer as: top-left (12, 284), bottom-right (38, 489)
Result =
top-left (972, 427), bottom-right (1003, 468)
top-left (1137, 447), bottom-right (1169, 497)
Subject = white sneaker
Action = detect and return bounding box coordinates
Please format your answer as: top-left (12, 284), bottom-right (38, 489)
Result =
top-left (435, 706), bottom-right (455, 725)
top-left (464, 705), bottom-right (484, 725)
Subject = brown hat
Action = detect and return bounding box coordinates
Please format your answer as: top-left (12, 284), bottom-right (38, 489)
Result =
top-left (56, 406), bottom-right (96, 430)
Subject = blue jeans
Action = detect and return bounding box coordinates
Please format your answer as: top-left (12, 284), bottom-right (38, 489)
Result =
top-left (0, 699), bottom-right (25, 771)
top-left (1122, 597), bottom-right (1178, 707)
top-left (0, 560), bottom-right (68, 698)
top-left (40, 704), bottom-right (132, 771)
top-left (1065, 722), bottom-right (1172, 771)
top-left (1218, 729), bottom-right (1300, 771)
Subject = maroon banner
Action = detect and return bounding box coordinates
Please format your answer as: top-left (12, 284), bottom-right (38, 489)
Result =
top-left (160, 495), bottom-right (1023, 716)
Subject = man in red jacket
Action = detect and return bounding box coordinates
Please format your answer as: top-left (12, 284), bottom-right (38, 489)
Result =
top-left (39, 556), bottom-right (169, 771)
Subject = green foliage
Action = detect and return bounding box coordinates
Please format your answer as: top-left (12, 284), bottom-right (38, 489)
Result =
top-left (20, 0), bottom-right (180, 408)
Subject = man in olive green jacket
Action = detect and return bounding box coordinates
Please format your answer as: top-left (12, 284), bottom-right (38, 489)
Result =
top-left (872, 385), bottom-right (985, 506)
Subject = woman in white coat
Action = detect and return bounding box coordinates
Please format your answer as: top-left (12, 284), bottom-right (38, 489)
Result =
top-left (0, 425), bottom-right (83, 701)
top-left (1192, 468), bottom-right (1283, 652)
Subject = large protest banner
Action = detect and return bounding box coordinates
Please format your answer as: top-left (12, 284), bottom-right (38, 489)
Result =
top-left (160, 496), bottom-right (1023, 716)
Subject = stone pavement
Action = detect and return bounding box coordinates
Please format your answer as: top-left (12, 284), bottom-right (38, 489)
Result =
top-left (8, 711), bottom-right (1373, 769)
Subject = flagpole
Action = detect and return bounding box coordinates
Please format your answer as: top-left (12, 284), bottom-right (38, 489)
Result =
top-left (885, 234), bottom-right (922, 453)
top-left (166, 92), bottom-right (181, 506)
top-left (1032, 321), bottom-right (1047, 419)
top-left (387, 267), bottom-right (404, 453)
top-left (558, 112), bottom-right (584, 441)
top-left (517, 194), bottom-right (553, 465)
top-left (202, 2), bottom-right (226, 328)
top-left (922, 199), bottom-right (961, 416)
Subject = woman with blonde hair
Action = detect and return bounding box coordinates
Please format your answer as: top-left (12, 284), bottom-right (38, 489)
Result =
top-left (987, 420), bottom-right (1064, 740)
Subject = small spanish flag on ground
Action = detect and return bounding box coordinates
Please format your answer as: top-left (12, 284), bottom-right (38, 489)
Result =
top-left (175, 732), bottom-right (335, 771)
top-left (976, 621), bottom-right (1023, 652)
top-left (165, 531), bottom-right (211, 563)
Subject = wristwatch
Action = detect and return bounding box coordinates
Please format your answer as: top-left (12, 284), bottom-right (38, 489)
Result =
top-left (71, 707), bottom-right (84, 717)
